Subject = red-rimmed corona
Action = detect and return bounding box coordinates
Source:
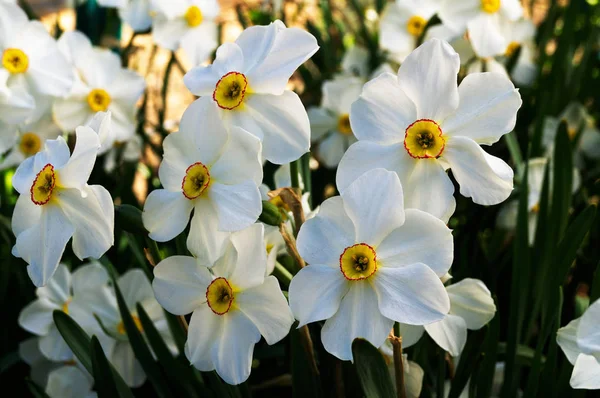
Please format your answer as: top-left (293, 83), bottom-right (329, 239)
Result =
top-left (403, 119), bottom-right (445, 159)
top-left (206, 277), bottom-right (235, 315)
top-left (30, 164), bottom-right (57, 205)
top-left (212, 71), bottom-right (248, 110)
top-left (181, 162), bottom-right (211, 199)
top-left (339, 243), bottom-right (378, 281)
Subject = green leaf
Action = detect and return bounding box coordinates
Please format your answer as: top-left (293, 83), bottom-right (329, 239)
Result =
top-left (291, 324), bottom-right (321, 398)
top-left (112, 275), bottom-right (172, 397)
top-left (91, 336), bottom-right (121, 398)
top-left (551, 121), bottom-right (573, 242)
top-left (351, 338), bottom-right (395, 398)
top-left (114, 204), bottom-right (147, 235)
top-left (476, 300), bottom-right (500, 398)
top-left (448, 328), bottom-right (486, 398)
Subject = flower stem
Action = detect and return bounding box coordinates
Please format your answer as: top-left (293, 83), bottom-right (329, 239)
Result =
top-left (391, 326), bottom-right (406, 398)
top-left (273, 261), bottom-right (293, 288)
top-left (290, 159), bottom-right (301, 191)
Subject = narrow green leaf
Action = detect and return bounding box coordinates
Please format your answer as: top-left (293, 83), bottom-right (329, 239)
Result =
top-left (91, 336), bottom-right (121, 398)
top-left (448, 328), bottom-right (486, 398)
top-left (551, 121), bottom-right (573, 242)
top-left (291, 324), bottom-right (321, 398)
top-left (114, 204), bottom-right (147, 235)
top-left (537, 288), bottom-right (563, 398)
top-left (476, 301), bottom-right (500, 398)
top-left (112, 276), bottom-right (172, 397)
top-left (351, 338), bottom-right (395, 398)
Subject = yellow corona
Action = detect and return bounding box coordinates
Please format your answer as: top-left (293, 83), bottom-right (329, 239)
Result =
top-left (213, 72), bottom-right (248, 110)
top-left (339, 243), bottom-right (378, 281)
top-left (206, 277), bottom-right (235, 315)
top-left (404, 119), bottom-right (445, 159)
top-left (182, 162), bottom-right (211, 199)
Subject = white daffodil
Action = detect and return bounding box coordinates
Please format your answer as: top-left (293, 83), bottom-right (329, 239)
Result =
top-left (11, 126), bottom-right (114, 287)
top-left (337, 39), bottom-right (521, 222)
top-left (308, 77), bottom-right (361, 168)
top-left (542, 102), bottom-right (600, 166)
top-left (496, 158), bottom-right (580, 245)
top-left (450, 35), bottom-right (509, 79)
top-left (53, 31), bottom-right (145, 143)
top-left (183, 20), bottom-right (319, 164)
top-left (0, 106), bottom-right (61, 170)
top-left (264, 224), bottom-right (285, 276)
top-left (380, 343), bottom-right (424, 398)
top-left (152, 0), bottom-right (219, 66)
top-left (289, 168), bottom-right (452, 361)
top-left (45, 366), bottom-right (96, 398)
top-left (142, 99), bottom-right (262, 264)
top-left (379, 0), bottom-right (442, 63)
top-left (70, 269), bottom-right (176, 387)
top-left (97, 0), bottom-right (154, 32)
top-left (0, 4), bottom-right (74, 103)
top-left (18, 263), bottom-right (110, 361)
top-left (557, 298), bottom-right (600, 389)
top-left (19, 337), bottom-right (62, 387)
top-left (438, 0), bottom-right (522, 58)
top-left (153, 224), bottom-right (295, 385)
top-left (399, 278), bottom-right (496, 356)
top-left (0, 65), bottom-right (35, 126)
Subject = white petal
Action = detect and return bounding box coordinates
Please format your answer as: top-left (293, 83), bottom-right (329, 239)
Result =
top-left (11, 156), bottom-right (36, 195)
top-left (236, 276), bottom-right (294, 344)
top-left (183, 65), bottom-right (220, 97)
top-left (110, 342), bottom-right (146, 388)
top-left (53, 96), bottom-right (91, 133)
top-left (34, 136), bottom-right (71, 172)
top-left (181, 23), bottom-right (219, 66)
top-left (317, 132), bottom-right (352, 168)
top-left (349, 72), bottom-right (416, 145)
top-left (18, 299), bottom-right (58, 335)
top-left (577, 299), bottom-right (600, 355)
top-left (297, 196), bottom-right (354, 266)
top-left (288, 265), bottom-right (349, 327)
top-left (424, 314), bottom-right (467, 356)
top-left (438, 1), bottom-right (481, 32)
top-left (442, 72), bottom-right (522, 145)
top-left (227, 223), bottom-right (268, 289)
top-left (398, 38), bottom-right (460, 121)
top-left (208, 181), bottom-right (261, 232)
top-left (71, 262), bottom-right (109, 296)
top-left (442, 136), bottom-right (514, 205)
top-left (16, 205), bottom-right (75, 287)
top-left (185, 305), bottom-right (220, 371)
top-left (570, 354), bottom-right (600, 389)
top-left (372, 264), bottom-right (450, 325)
top-left (120, 0), bottom-right (153, 31)
top-left (237, 20), bottom-right (319, 95)
top-left (118, 269), bottom-right (154, 310)
top-left (46, 366), bottom-right (93, 398)
top-left (187, 199), bottom-right (231, 264)
top-left (210, 127), bottom-right (263, 185)
top-left (152, 15), bottom-right (188, 50)
top-left (57, 30), bottom-right (92, 66)
top-left (211, 310), bottom-right (261, 385)
top-left (106, 69), bottom-right (145, 107)
top-left (557, 318), bottom-right (582, 365)
top-left (379, 4), bottom-right (417, 62)
top-left (446, 278), bottom-right (496, 330)
top-left (321, 282), bottom-right (394, 361)
top-left (308, 107), bottom-right (336, 141)
top-left (142, 189), bottom-right (194, 242)
top-left (55, 186), bottom-right (114, 260)
top-left (377, 209), bottom-right (453, 276)
top-left (86, 111), bottom-right (115, 155)
top-left (321, 77), bottom-right (363, 115)
top-left (37, 263), bottom-right (71, 304)
top-left (580, 127), bottom-right (600, 160)
top-left (397, 323), bottom-right (425, 348)
top-left (468, 14), bottom-right (507, 58)
top-left (340, 168), bottom-right (405, 246)
top-left (57, 126), bottom-right (100, 191)
top-left (335, 141), bottom-right (414, 194)
top-left (243, 91), bottom-right (311, 164)
top-left (500, 0), bottom-right (523, 20)
top-left (496, 200), bottom-right (518, 230)
top-left (39, 326), bottom-right (72, 361)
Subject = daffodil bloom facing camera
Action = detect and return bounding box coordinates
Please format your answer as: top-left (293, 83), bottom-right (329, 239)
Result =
top-left (399, 278), bottom-right (496, 357)
top-left (337, 39), bottom-right (522, 222)
top-left (152, 0), bottom-right (220, 66)
top-left (557, 298), bottom-right (600, 389)
top-left (152, 224), bottom-right (295, 385)
top-left (183, 20), bottom-right (319, 164)
top-left (11, 126), bottom-right (114, 287)
top-left (142, 99), bottom-right (263, 264)
top-left (289, 168), bottom-right (452, 361)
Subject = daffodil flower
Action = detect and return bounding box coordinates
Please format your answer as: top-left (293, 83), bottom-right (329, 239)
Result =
top-left (557, 298), bottom-right (600, 389)
top-left (439, 0), bottom-right (523, 58)
top-left (18, 263), bottom-right (110, 361)
top-left (142, 99), bottom-right (263, 264)
top-left (289, 168), bottom-right (452, 361)
top-left (152, 0), bottom-right (220, 66)
top-left (53, 31), bottom-right (145, 143)
top-left (337, 39), bottom-right (522, 222)
top-left (152, 224), bottom-right (295, 385)
top-left (11, 126), bottom-right (114, 287)
top-left (183, 20), bottom-right (319, 164)
top-left (97, 0), bottom-right (154, 32)
top-left (399, 278), bottom-right (496, 357)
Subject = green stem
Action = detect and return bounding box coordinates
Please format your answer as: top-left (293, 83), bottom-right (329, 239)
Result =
top-left (273, 262), bottom-right (293, 288)
top-left (290, 160), bottom-right (301, 190)
top-left (505, 131), bottom-right (524, 178)
top-left (437, 349), bottom-right (445, 398)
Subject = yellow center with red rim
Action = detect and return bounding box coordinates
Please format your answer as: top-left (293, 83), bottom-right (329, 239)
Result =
top-left (30, 164), bottom-right (57, 205)
top-left (213, 72), bottom-right (248, 110)
top-left (404, 119), bottom-right (445, 159)
top-left (339, 243), bottom-right (378, 281)
top-left (2, 48), bottom-right (29, 74)
top-left (206, 277), bottom-right (235, 315)
top-left (182, 162), bottom-right (211, 199)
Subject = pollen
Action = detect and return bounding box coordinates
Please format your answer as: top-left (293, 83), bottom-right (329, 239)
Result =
top-left (19, 132), bottom-right (42, 156)
top-left (30, 164), bottom-right (57, 205)
top-left (117, 315), bottom-right (143, 335)
top-left (505, 41), bottom-right (520, 57)
top-left (86, 88), bottom-right (112, 112)
top-left (182, 162), bottom-right (210, 199)
top-left (61, 297), bottom-right (72, 315)
top-left (213, 72), bottom-right (248, 110)
top-left (340, 243), bottom-right (377, 281)
top-left (206, 277), bottom-right (235, 315)
top-left (266, 243), bottom-right (275, 254)
top-left (337, 114), bottom-right (353, 135)
top-left (185, 5), bottom-right (203, 27)
top-left (2, 48), bottom-right (29, 74)
top-left (404, 119), bottom-right (445, 159)
top-left (406, 15), bottom-right (427, 37)
top-left (481, 0), bottom-right (501, 13)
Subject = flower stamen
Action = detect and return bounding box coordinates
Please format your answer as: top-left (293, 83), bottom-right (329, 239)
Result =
top-left (2, 48), bottom-right (29, 74)
top-left (87, 89), bottom-right (112, 112)
top-left (213, 72), bottom-right (248, 110)
top-left (182, 162), bottom-right (210, 199)
top-left (340, 243), bottom-right (377, 281)
top-left (30, 164), bottom-right (56, 205)
top-left (19, 132), bottom-right (42, 156)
